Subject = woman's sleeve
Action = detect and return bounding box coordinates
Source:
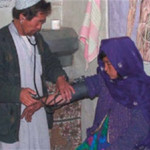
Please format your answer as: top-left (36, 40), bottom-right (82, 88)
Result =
top-left (85, 74), bottom-right (102, 99)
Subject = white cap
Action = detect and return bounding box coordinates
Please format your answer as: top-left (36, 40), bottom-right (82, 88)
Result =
top-left (15, 0), bottom-right (41, 10)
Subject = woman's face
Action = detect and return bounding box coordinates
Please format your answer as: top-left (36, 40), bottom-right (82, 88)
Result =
top-left (102, 56), bottom-right (118, 79)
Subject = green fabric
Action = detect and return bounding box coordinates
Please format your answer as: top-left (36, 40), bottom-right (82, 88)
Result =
top-left (76, 115), bottom-right (110, 150)
top-left (101, 116), bottom-right (109, 136)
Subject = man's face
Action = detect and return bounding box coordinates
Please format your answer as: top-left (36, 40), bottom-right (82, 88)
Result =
top-left (21, 12), bottom-right (47, 36)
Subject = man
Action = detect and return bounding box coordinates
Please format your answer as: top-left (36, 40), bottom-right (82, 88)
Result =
top-left (0, 0), bottom-right (74, 149)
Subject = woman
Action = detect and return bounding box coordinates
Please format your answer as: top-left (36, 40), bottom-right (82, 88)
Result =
top-left (77, 36), bottom-right (150, 150)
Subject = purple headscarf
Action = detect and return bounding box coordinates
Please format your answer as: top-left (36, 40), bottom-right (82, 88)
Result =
top-left (98, 36), bottom-right (150, 110)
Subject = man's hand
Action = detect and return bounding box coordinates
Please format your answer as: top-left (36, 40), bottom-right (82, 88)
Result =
top-left (20, 88), bottom-right (38, 106)
top-left (21, 101), bottom-right (43, 122)
top-left (56, 76), bottom-right (75, 101)
top-left (21, 93), bottom-right (66, 122)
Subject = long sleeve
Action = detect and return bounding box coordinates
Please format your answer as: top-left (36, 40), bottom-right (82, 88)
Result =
top-left (37, 33), bottom-right (68, 83)
top-left (0, 26), bottom-right (21, 103)
top-left (85, 74), bottom-right (103, 99)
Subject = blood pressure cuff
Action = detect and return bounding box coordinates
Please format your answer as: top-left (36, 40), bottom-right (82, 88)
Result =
top-left (45, 76), bottom-right (89, 113)
top-left (70, 78), bottom-right (89, 103)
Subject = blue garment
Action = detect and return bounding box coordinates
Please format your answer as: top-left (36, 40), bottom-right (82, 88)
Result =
top-left (85, 37), bottom-right (150, 149)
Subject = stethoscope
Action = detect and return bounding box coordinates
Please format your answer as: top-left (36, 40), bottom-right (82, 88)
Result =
top-left (26, 36), bottom-right (64, 110)
top-left (26, 36), bottom-right (40, 98)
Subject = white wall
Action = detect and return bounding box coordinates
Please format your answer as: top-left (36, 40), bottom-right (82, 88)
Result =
top-left (0, 0), bottom-right (15, 28)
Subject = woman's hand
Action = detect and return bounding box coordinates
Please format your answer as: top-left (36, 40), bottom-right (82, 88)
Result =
top-left (42, 92), bottom-right (68, 106)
